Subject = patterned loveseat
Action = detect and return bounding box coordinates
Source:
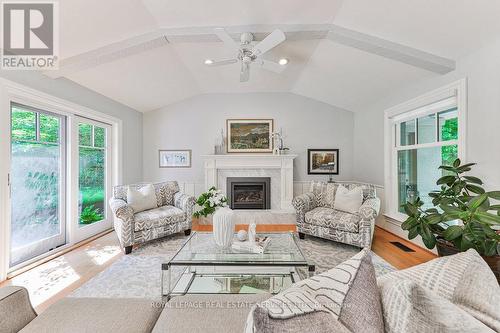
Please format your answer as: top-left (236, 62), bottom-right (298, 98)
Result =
top-left (292, 181), bottom-right (380, 248)
top-left (109, 181), bottom-right (195, 254)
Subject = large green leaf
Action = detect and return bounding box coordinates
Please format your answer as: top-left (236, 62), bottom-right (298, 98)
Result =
top-left (484, 240), bottom-right (498, 256)
top-left (403, 203), bottom-right (418, 217)
top-left (437, 175), bottom-right (456, 186)
top-left (421, 224), bottom-right (437, 249)
top-left (474, 211), bottom-right (500, 225)
top-left (468, 193), bottom-right (488, 211)
top-left (401, 217), bottom-right (418, 230)
top-left (452, 158), bottom-right (461, 168)
top-left (466, 184), bottom-right (485, 194)
top-left (443, 225), bottom-right (463, 240)
top-left (463, 176), bottom-right (483, 185)
top-left (407, 227), bottom-right (419, 240)
top-left (456, 163), bottom-right (476, 173)
top-left (426, 214), bottom-right (443, 224)
top-left (487, 191), bottom-right (500, 200)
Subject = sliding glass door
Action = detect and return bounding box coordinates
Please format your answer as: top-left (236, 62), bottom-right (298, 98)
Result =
top-left (9, 103), bottom-right (66, 267)
top-left (73, 117), bottom-right (112, 242)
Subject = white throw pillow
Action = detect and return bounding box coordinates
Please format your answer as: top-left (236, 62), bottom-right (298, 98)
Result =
top-left (127, 184), bottom-right (157, 213)
top-left (334, 185), bottom-right (363, 214)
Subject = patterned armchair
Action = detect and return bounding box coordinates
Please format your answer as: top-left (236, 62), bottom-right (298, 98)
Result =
top-left (109, 181), bottom-right (195, 254)
top-left (292, 181), bottom-right (380, 248)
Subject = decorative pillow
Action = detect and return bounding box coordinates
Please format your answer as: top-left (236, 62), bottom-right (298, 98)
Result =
top-left (309, 181), bottom-right (327, 207)
top-left (246, 249), bottom-right (384, 333)
top-left (378, 249), bottom-right (500, 332)
top-left (323, 183), bottom-right (337, 208)
top-left (380, 279), bottom-right (494, 333)
top-left (127, 184), bottom-right (157, 213)
top-left (333, 185), bottom-right (363, 214)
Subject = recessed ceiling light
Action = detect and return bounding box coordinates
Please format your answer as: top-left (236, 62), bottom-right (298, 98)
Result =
top-left (278, 58), bottom-right (289, 66)
top-left (204, 59), bottom-right (214, 65)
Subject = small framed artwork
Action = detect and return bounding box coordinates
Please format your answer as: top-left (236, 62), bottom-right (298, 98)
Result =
top-left (227, 119), bottom-right (274, 153)
top-left (308, 149), bottom-right (339, 175)
top-left (159, 150), bottom-right (192, 168)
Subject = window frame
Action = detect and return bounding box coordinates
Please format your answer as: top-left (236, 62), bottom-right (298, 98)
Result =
top-left (384, 79), bottom-right (467, 222)
top-left (0, 78), bottom-right (123, 280)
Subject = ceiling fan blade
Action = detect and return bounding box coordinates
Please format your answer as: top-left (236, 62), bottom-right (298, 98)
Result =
top-left (259, 59), bottom-right (285, 73)
top-left (207, 59), bottom-right (238, 67)
top-left (240, 63), bottom-right (250, 82)
top-left (252, 29), bottom-right (286, 56)
top-left (214, 28), bottom-right (240, 52)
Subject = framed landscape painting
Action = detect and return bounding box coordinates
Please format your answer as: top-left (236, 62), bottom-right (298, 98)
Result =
top-left (308, 149), bottom-right (339, 175)
top-left (159, 150), bottom-right (191, 168)
top-left (227, 119), bottom-right (273, 153)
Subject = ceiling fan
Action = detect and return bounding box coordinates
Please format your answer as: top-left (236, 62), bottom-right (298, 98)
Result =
top-left (204, 28), bottom-right (288, 82)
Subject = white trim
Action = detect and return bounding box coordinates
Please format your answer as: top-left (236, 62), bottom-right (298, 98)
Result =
top-left (0, 77), bottom-right (123, 280)
top-left (384, 78), bottom-right (467, 219)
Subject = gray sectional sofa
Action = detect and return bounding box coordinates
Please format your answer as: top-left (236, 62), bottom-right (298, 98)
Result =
top-left (2, 248), bottom-right (499, 333)
top-left (1, 287), bottom-right (269, 333)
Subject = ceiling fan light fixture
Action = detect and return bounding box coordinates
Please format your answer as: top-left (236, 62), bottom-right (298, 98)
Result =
top-left (278, 58), bottom-right (289, 66)
top-left (204, 59), bottom-right (214, 65)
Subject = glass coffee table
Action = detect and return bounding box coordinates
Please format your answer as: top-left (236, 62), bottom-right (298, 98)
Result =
top-left (161, 232), bottom-right (314, 300)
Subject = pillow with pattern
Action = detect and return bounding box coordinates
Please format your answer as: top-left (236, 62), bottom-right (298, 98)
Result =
top-left (380, 279), bottom-right (495, 333)
top-left (245, 249), bottom-right (384, 333)
top-left (378, 249), bottom-right (500, 332)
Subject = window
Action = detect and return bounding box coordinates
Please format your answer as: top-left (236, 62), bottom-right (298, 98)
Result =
top-left (10, 103), bottom-right (66, 266)
top-left (78, 123), bottom-right (107, 226)
top-left (385, 80), bottom-right (466, 218)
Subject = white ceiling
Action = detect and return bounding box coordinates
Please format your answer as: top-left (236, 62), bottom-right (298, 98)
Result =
top-left (53, 0), bottom-right (500, 112)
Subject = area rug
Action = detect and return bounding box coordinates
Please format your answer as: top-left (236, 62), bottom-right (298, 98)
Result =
top-left (71, 233), bottom-right (395, 300)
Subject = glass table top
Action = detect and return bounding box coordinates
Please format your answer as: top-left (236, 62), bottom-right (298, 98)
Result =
top-left (167, 232), bottom-right (308, 266)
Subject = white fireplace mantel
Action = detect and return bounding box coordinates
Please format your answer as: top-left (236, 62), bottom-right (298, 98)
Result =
top-left (202, 154), bottom-right (298, 210)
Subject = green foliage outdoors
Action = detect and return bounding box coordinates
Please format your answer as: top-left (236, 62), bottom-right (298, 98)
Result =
top-left (402, 158), bottom-right (500, 256)
top-left (441, 117), bottom-right (458, 166)
top-left (12, 109), bottom-right (106, 224)
top-left (80, 205), bottom-right (104, 224)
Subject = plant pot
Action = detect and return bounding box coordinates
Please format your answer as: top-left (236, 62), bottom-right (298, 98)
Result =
top-left (212, 207), bottom-right (235, 249)
top-left (436, 238), bottom-right (500, 283)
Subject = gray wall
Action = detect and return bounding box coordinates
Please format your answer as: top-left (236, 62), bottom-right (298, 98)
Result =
top-left (0, 71), bottom-right (143, 184)
top-left (143, 92), bottom-right (354, 183)
top-left (353, 36), bottom-right (500, 191)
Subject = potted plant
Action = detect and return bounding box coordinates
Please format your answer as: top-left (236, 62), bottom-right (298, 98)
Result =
top-left (193, 186), bottom-right (228, 218)
top-left (193, 187), bottom-right (234, 248)
top-left (401, 159), bottom-right (500, 281)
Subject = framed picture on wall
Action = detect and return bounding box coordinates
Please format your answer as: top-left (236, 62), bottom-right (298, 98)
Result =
top-left (226, 119), bottom-right (274, 153)
top-left (159, 150), bottom-right (192, 168)
top-left (307, 149), bottom-right (339, 175)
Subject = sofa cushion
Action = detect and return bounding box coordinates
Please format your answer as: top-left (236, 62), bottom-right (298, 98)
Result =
top-left (379, 279), bottom-right (494, 333)
top-left (113, 181), bottom-right (179, 207)
top-left (305, 207), bottom-right (360, 232)
top-left (378, 249), bottom-right (500, 332)
top-left (247, 249), bottom-right (384, 333)
top-left (127, 184), bottom-right (157, 213)
top-left (134, 205), bottom-right (186, 232)
top-left (334, 185), bottom-right (364, 214)
top-left (19, 298), bottom-right (161, 333)
top-left (153, 293), bottom-right (270, 333)
top-left (0, 286), bottom-right (37, 333)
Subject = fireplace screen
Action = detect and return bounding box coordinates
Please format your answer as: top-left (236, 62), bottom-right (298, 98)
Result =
top-left (227, 177), bottom-right (271, 210)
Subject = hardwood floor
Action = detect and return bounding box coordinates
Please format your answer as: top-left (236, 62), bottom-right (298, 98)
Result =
top-left (0, 225), bottom-right (436, 313)
top-left (0, 231), bottom-right (123, 313)
top-left (372, 226), bottom-right (436, 270)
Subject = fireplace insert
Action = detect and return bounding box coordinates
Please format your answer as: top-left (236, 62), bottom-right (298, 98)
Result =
top-left (227, 177), bottom-right (271, 210)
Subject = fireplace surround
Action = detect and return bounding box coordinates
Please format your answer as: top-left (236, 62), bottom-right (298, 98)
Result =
top-left (227, 177), bottom-right (271, 210)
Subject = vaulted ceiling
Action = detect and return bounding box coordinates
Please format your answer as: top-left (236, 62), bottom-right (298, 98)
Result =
top-left (48, 0), bottom-right (500, 112)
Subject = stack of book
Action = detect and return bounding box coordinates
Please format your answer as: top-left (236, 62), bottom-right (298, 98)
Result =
top-left (231, 236), bottom-right (271, 254)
